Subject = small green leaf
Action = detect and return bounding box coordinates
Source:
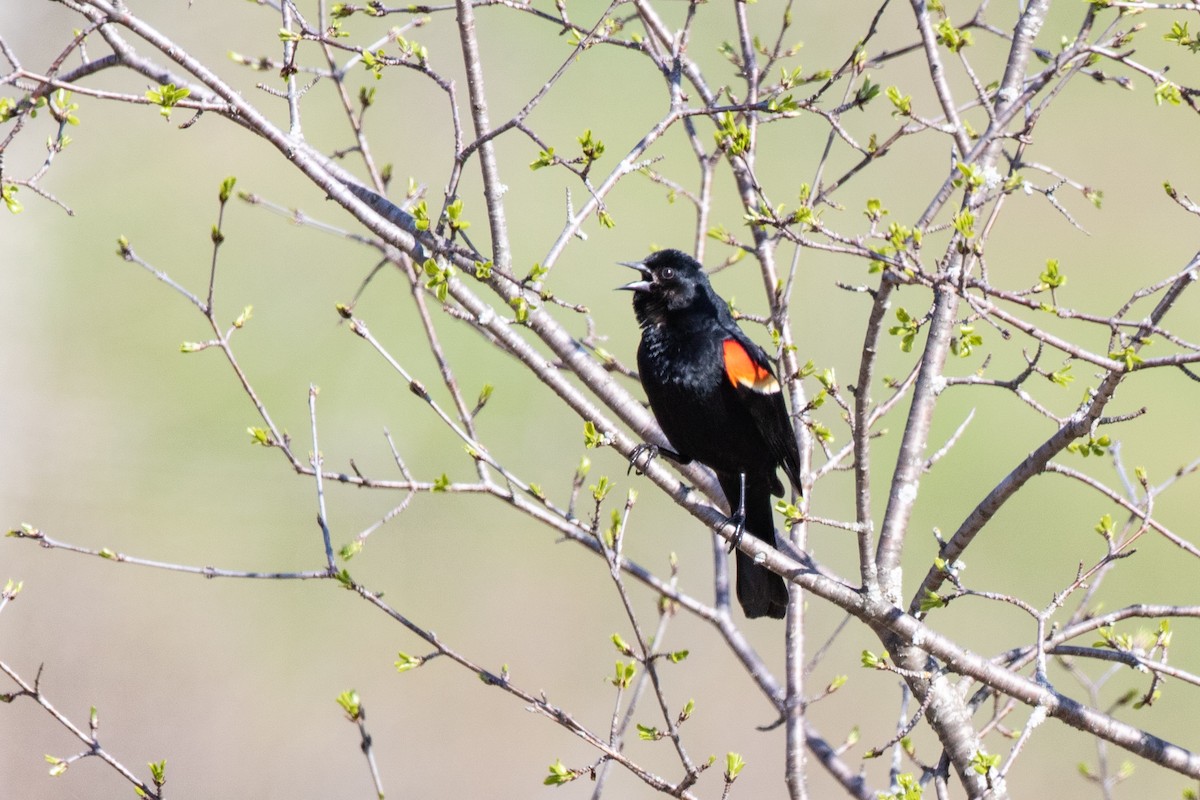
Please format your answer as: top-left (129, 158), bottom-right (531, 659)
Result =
top-left (445, 198), bottom-right (470, 232)
top-left (604, 509), bottom-right (621, 548)
top-left (590, 476), bottom-right (613, 503)
top-left (775, 500), bottom-right (803, 525)
top-left (1109, 346), bottom-right (1143, 371)
top-left (509, 296), bottom-right (529, 323)
top-left (954, 163), bottom-right (985, 190)
top-left (1067, 433), bottom-right (1111, 458)
top-left (879, 773), bottom-right (923, 800)
top-left (218, 176), bottom-right (237, 203)
top-left (885, 85), bottom-right (912, 115)
top-left (919, 590), bottom-right (948, 612)
top-left (8, 523), bottom-right (42, 540)
top-left (1037, 259), bottom-right (1067, 291)
top-left (524, 263), bottom-right (549, 285)
top-left (544, 759), bottom-right (576, 786)
top-left (411, 200), bottom-right (430, 231)
top-left (577, 129), bottom-right (605, 164)
top-left (713, 111), bottom-right (751, 155)
top-left (1, 183), bottom-right (22, 214)
top-left (949, 324), bottom-right (982, 358)
top-left (936, 18), bottom-right (973, 52)
top-left (422, 258), bottom-right (456, 303)
top-left (232, 305), bottom-right (253, 329)
top-left (1048, 364), bottom-right (1074, 387)
top-left (952, 209), bottom-right (975, 239)
top-left (725, 752), bottom-right (746, 780)
top-left (680, 698), bottom-right (695, 721)
top-left (1154, 81), bottom-right (1183, 107)
top-left (636, 723), bottom-right (660, 741)
top-left (144, 83), bottom-right (191, 120)
top-left (1164, 21), bottom-right (1200, 52)
top-left (970, 750), bottom-right (1000, 775)
top-left (49, 89), bottom-right (80, 126)
top-left (611, 660), bottom-right (637, 689)
top-left (766, 92), bottom-right (798, 113)
top-left (583, 421), bottom-right (604, 448)
top-left (395, 651), bottom-right (425, 672)
top-left (529, 147), bottom-right (556, 170)
top-left (855, 75), bottom-right (881, 106)
top-left (888, 307), bottom-right (921, 352)
top-left (360, 48), bottom-right (386, 79)
top-left (1133, 690), bottom-right (1160, 709)
top-left (336, 690), bottom-right (362, 719)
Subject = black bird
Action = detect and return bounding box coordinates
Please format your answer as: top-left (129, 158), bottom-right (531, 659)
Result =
top-left (620, 249), bottom-right (803, 619)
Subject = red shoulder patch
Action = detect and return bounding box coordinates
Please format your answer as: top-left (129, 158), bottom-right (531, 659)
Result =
top-left (722, 339), bottom-right (780, 394)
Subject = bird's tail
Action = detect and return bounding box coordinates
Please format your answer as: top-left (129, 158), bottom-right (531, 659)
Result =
top-left (719, 473), bottom-right (788, 619)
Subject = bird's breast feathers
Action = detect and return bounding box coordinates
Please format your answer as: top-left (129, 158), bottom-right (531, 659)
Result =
top-left (721, 338), bottom-right (780, 394)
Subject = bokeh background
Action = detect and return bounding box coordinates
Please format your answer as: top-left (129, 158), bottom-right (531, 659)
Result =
top-left (3, 1), bottom-right (1200, 797)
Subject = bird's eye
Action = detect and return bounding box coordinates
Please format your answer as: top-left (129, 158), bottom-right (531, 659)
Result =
top-left (660, 267), bottom-right (675, 280)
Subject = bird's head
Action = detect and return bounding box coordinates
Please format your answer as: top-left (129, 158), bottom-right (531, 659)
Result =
top-left (618, 249), bottom-right (716, 327)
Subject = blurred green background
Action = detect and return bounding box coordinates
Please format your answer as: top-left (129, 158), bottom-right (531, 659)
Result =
top-left (3, 2), bottom-right (1200, 797)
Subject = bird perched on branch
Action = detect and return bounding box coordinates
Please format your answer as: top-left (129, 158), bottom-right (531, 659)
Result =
top-left (619, 249), bottom-right (803, 619)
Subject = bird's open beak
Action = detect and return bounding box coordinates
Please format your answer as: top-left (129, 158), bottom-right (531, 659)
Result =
top-left (617, 260), bottom-right (653, 293)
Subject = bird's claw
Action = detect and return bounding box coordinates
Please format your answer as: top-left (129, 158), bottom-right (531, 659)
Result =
top-left (725, 510), bottom-right (746, 553)
top-left (628, 443), bottom-right (660, 476)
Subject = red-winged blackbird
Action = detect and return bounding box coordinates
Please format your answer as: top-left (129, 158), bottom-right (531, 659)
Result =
top-left (620, 249), bottom-right (803, 619)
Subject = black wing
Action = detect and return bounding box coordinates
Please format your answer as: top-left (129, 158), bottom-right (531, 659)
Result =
top-left (719, 329), bottom-right (803, 496)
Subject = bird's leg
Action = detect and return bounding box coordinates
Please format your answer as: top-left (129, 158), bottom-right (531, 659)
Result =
top-left (726, 471), bottom-right (747, 553)
top-left (628, 442), bottom-right (689, 475)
